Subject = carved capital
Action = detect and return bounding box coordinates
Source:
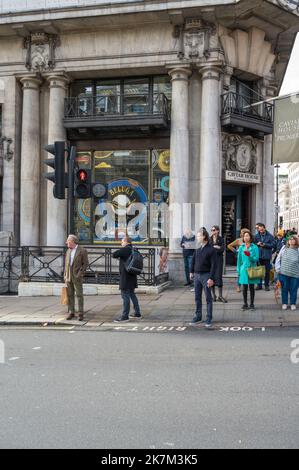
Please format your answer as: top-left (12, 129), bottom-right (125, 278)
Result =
top-left (20, 76), bottom-right (42, 91)
top-left (45, 73), bottom-right (71, 90)
top-left (198, 64), bottom-right (222, 81)
top-left (167, 66), bottom-right (192, 82)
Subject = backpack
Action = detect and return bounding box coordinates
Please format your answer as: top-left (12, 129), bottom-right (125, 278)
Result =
top-left (125, 247), bottom-right (143, 275)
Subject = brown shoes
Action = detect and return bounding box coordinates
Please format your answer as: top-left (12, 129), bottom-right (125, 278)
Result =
top-left (66, 313), bottom-right (84, 321)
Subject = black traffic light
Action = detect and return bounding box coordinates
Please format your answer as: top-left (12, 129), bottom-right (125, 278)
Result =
top-left (44, 141), bottom-right (66, 199)
top-left (74, 168), bottom-right (92, 198)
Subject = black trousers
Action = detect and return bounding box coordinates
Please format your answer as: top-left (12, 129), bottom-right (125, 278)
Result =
top-left (243, 284), bottom-right (255, 305)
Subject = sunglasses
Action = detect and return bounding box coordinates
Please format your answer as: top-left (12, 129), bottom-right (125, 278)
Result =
top-left (211, 228), bottom-right (217, 231)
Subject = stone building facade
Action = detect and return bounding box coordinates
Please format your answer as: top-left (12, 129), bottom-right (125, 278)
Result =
top-left (0, 0), bottom-right (298, 282)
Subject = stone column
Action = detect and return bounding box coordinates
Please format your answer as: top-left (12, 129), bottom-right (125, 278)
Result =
top-left (254, 141), bottom-right (264, 230)
top-left (189, 71), bottom-right (201, 208)
top-left (20, 76), bottom-right (42, 246)
top-left (198, 65), bottom-right (222, 231)
top-left (167, 66), bottom-right (191, 283)
top-left (46, 74), bottom-right (69, 246)
top-left (263, 134), bottom-right (275, 233)
top-left (168, 67), bottom-right (191, 246)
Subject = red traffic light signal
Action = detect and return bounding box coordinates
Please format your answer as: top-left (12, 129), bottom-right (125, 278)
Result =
top-left (77, 169), bottom-right (88, 182)
top-left (75, 168), bottom-right (91, 198)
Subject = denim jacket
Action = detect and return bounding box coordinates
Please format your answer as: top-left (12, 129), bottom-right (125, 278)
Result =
top-left (254, 231), bottom-right (275, 260)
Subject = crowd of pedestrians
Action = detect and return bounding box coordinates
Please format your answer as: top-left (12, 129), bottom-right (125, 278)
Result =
top-left (182, 224), bottom-right (299, 328)
top-left (61, 224), bottom-right (299, 326)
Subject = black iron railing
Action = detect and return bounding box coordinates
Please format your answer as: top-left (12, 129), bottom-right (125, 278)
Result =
top-left (0, 244), bottom-right (22, 294)
top-left (221, 91), bottom-right (273, 123)
top-left (0, 245), bottom-right (165, 293)
top-left (64, 92), bottom-right (170, 121)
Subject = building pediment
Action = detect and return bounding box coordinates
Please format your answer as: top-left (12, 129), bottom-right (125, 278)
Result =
top-left (220, 27), bottom-right (276, 79)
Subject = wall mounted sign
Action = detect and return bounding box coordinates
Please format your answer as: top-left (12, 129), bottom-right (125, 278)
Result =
top-left (225, 170), bottom-right (261, 184)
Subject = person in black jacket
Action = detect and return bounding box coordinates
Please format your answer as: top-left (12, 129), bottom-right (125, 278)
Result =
top-left (209, 225), bottom-right (227, 303)
top-left (190, 228), bottom-right (217, 328)
top-left (254, 223), bottom-right (275, 291)
top-left (112, 237), bottom-right (142, 322)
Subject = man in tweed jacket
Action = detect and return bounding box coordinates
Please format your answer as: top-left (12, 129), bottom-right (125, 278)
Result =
top-left (64, 234), bottom-right (88, 321)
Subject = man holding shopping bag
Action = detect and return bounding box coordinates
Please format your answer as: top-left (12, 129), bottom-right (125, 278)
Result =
top-left (64, 234), bottom-right (89, 321)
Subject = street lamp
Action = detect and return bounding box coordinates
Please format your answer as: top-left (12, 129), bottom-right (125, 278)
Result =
top-left (275, 164), bottom-right (280, 232)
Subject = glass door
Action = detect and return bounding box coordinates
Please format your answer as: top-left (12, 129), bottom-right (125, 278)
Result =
top-left (123, 78), bottom-right (149, 115)
top-left (95, 80), bottom-right (121, 115)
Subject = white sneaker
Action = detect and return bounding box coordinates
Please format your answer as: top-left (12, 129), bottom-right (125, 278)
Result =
top-left (291, 305), bottom-right (296, 311)
top-left (282, 304), bottom-right (288, 310)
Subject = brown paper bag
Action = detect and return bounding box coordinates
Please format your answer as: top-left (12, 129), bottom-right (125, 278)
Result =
top-left (61, 286), bottom-right (68, 305)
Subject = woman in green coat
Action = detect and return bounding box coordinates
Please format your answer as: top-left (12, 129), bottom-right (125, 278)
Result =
top-left (237, 231), bottom-right (260, 310)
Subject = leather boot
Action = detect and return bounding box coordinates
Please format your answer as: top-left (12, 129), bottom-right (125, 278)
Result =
top-left (211, 286), bottom-right (217, 302)
top-left (218, 287), bottom-right (227, 303)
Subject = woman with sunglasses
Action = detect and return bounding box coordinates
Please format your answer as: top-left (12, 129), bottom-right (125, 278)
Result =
top-left (209, 225), bottom-right (227, 303)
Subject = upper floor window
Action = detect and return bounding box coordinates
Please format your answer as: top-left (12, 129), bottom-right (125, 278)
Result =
top-left (69, 75), bottom-right (171, 118)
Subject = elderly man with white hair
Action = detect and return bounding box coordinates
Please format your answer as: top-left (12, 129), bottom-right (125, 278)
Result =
top-left (64, 234), bottom-right (89, 321)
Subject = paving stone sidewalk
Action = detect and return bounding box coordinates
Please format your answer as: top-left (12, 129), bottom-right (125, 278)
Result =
top-left (0, 278), bottom-right (298, 327)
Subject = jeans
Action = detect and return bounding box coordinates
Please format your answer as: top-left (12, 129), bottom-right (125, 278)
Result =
top-left (121, 289), bottom-right (141, 318)
top-left (258, 259), bottom-right (271, 288)
top-left (279, 274), bottom-right (298, 305)
top-left (184, 255), bottom-right (193, 284)
top-left (194, 272), bottom-right (213, 323)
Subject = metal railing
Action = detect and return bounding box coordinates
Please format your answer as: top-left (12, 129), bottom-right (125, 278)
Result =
top-left (221, 91), bottom-right (273, 123)
top-left (64, 92), bottom-right (170, 121)
top-left (0, 245), bottom-right (165, 294)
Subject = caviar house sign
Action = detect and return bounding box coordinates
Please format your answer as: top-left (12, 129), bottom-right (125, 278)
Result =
top-left (225, 171), bottom-right (261, 184)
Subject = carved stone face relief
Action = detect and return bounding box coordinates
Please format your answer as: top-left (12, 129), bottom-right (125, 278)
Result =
top-left (236, 143), bottom-right (251, 172)
top-left (174, 18), bottom-right (215, 62)
top-left (184, 31), bottom-right (205, 59)
top-left (31, 44), bottom-right (49, 71)
top-left (222, 134), bottom-right (257, 174)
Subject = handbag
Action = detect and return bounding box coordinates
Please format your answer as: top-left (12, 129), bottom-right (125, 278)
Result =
top-left (247, 265), bottom-right (266, 280)
top-left (60, 286), bottom-right (68, 306)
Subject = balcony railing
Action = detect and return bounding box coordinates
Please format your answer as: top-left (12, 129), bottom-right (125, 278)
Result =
top-left (64, 92), bottom-right (170, 122)
top-left (221, 91), bottom-right (273, 134)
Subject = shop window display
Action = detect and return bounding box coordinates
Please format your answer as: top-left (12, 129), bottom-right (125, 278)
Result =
top-left (73, 149), bottom-right (170, 244)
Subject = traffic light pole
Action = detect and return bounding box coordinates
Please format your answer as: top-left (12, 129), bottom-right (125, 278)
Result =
top-left (68, 145), bottom-right (76, 235)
